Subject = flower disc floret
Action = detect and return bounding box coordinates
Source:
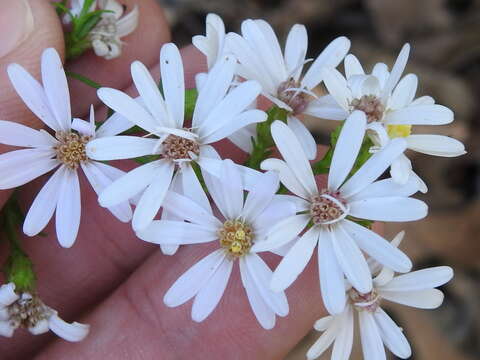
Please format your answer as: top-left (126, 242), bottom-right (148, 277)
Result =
top-left (54, 131), bottom-right (91, 169)
top-left (348, 288), bottom-right (381, 313)
top-left (218, 219), bottom-right (253, 258)
top-left (310, 190), bottom-right (348, 225)
top-left (162, 134), bottom-right (200, 161)
top-left (277, 78), bottom-right (311, 115)
top-left (350, 95), bottom-right (385, 123)
top-left (7, 293), bottom-right (52, 330)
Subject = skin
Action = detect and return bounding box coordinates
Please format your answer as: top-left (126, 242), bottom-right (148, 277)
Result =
top-left (0, 1), bottom-right (387, 359)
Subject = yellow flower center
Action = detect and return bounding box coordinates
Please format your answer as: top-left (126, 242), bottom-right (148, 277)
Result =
top-left (54, 131), bottom-right (91, 170)
top-left (387, 124), bottom-right (412, 139)
top-left (218, 220), bottom-right (253, 258)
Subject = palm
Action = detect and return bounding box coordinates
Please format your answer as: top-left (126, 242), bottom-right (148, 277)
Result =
top-left (0, 0), bottom-right (326, 358)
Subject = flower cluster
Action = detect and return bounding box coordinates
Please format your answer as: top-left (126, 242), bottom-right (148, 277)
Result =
top-left (0, 11), bottom-right (463, 358)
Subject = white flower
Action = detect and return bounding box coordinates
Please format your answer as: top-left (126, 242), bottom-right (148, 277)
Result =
top-left (0, 48), bottom-right (132, 248)
top-left (321, 44), bottom-right (466, 190)
top-left (307, 265), bottom-right (454, 360)
top-left (255, 111), bottom-right (428, 315)
top-left (0, 283), bottom-right (89, 342)
top-left (86, 43), bottom-right (266, 252)
top-left (136, 160), bottom-right (295, 329)
top-left (89, 0), bottom-right (139, 60)
top-left (226, 19), bottom-right (350, 159)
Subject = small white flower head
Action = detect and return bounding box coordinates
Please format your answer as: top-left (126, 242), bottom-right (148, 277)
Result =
top-left (0, 283), bottom-right (89, 342)
top-left (257, 111), bottom-right (428, 315)
top-left (89, 0), bottom-right (139, 60)
top-left (136, 160), bottom-right (297, 329)
top-left (321, 44), bottom-right (465, 189)
top-left (307, 265), bottom-right (453, 360)
top-left (225, 19), bottom-right (351, 159)
top-left (192, 13), bottom-right (226, 69)
top-left (62, 0), bottom-right (97, 24)
top-left (0, 48), bottom-right (132, 247)
top-left (87, 43), bottom-right (266, 250)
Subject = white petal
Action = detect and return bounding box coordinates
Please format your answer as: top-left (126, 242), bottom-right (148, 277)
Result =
top-left (0, 121), bottom-right (55, 147)
top-left (319, 229), bottom-right (347, 315)
top-left (55, 169), bottom-right (81, 248)
top-left (381, 288), bottom-right (445, 309)
top-left (0, 283), bottom-right (18, 306)
top-left (48, 313), bottom-right (89, 342)
top-left (81, 162), bottom-right (132, 222)
top-left (86, 136), bottom-right (157, 161)
top-left (191, 256), bottom-right (232, 322)
top-left (192, 54), bottom-right (236, 128)
top-left (95, 111), bottom-right (134, 138)
top-left (385, 104), bottom-right (454, 125)
top-left (6, 63), bottom-right (58, 131)
top-left (287, 116), bottom-right (317, 160)
top-left (380, 266), bottom-right (453, 292)
top-left (270, 227), bottom-right (319, 292)
top-left (199, 80), bottom-right (261, 140)
top-left (0, 321), bottom-right (15, 337)
top-left (320, 68), bottom-right (351, 110)
top-left (285, 24), bottom-right (308, 81)
top-left (359, 311), bottom-right (386, 360)
top-left (342, 220), bottom-right (412, 273)
top-left (344, 54), bottom-right (365, 78)
top-left (374, 309), bottom-right (411, 358)
top-left (116, 5), bottom-right (139, 37)
top-left (303, 95), bottom-right (349, 121)
top-left (137, 220), bottom-right (217, 245)
top-left (314, 315), bottom-right (334, 331)
top-left (349, 197), bottom-right (428, 222)
top-left (307, 316), bottom-right (342, 360)
top-left (99, 160), bottom-right (163, 207)
top-left (245, 253), bottom-right (289, 316)
top-left (239, 257), bottom-right (276, 330)
top-left (260, 158), bottom-right (310, 199)
top-left (251, 214), bottom-right (310, 253)
top-left (242, 171), bottom-right (279, 222)
top-left (390, 155), bottom-right (411, 185)
top-left (132, 161), bottom-right (174, 231)
top-left (331, 306), bottom-right (354, 360)
top-left (0, 149), bottom-right (58, 189)
top-left (228, 123), bottom-right (256, 153)
top-left (160, 43), bottom-right (185, 128)
top-left (348, 177), bottom-right (420, 201)
top-left (97, 87), bottom-right (159, 133)
top-left (340, 138), bottom-right (407, 198)
top-left (389, 74), bottom-right (418, 110)
top-left (410, 95), bottom-right (435, 106)
top-left (381, 43), bottom-right (410, 102)
top-left (164, 249), bottom-right (226, 307)
top-left (29, 319), bottom-right (49, 335)
top-left (131, 61), bottom-right (170, 127)
top-left (302, 36), bottom-right (351, 90)
top-left (372, 63), bottom-right (389, 89)
top-left (270, 121), bottom-right (317, 197)
top-left (213, 159), bottom-right (244, 220)
top-left (332, 225), bottom-right (372, 294)
top-left (406, 134), bottom-right (466, 157)
top-left (201, 109), bottom-right (266, 145)
top-left (253, 195), bottom-right (301, 238)
top-left (178, 165), bottom-right (211, 213)
top-left (328, 110), bottom-right (367, 190)
top-left (23, 166), bottom-right (64, 236)
top-left (41, 48), bottom-right (71, 132)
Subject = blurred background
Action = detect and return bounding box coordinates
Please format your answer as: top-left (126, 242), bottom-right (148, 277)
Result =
top-left (157, 0), bottom-right (479, 359)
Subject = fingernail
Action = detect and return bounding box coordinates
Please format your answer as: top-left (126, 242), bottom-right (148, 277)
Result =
top-left (0, 0), bottom-right (34, 58)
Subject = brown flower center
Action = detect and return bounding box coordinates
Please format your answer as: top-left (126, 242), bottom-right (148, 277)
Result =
top-left (162, 134), bottom-right (200, 161)
top-left (310, 190), bottom-right (348, 225)
top-left (277, 78), bottom-right (311, 115)
top-left (7, 293), bottom-right (51, 329)
top-left (54, 131), bottom-right (91, 170)
top-left (218, 220), bottom-right (254, 258)
top-left (348, 288), bottom-right (381, 313)
top-left (89, 15), bottom-right (118, 44)
top-left (350, 95), bottom-right (385, 123)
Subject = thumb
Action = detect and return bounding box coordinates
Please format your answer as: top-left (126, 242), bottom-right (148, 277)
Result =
top-left (0, 0), bottom-right (64, 207)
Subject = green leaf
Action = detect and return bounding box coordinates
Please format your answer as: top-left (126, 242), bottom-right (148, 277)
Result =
top-left (185, 88), bottom-right (198, 120)
top-left (133, 155), bottom-right (159, 165)
top-left (66, 71), bottom-right (102, 89)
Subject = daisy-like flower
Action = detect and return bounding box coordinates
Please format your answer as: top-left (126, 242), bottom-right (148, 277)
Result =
top-left (225, 19), bottom-right (350, 159)
top-left (86, 43), bottom-right (266, 244)
top-left (306, 265), bottom-right (454, 360)
top-left (255, 111), bottom-right (428, 315)
top-left (321, 44), bottom-right (465, 190)
top-left (0, 48), bottom-right (132, 248)
top-left (0, 283), bottom-right (89, 342)
top-left (136, 160), bottom-right (292, 329)
top-left (88, 0), bottom-right (139, 60)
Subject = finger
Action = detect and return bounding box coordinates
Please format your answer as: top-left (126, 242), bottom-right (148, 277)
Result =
top-left (66, 0), bottom-right (171, 117)
top-left (0, 0), bottom-right (64, 208)
top-left (37, 243), bottom-right (327, 360)
top-left (0, 46), bottom-right (207, 358)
